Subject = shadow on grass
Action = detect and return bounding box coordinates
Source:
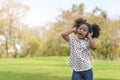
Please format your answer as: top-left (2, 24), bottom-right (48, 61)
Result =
top-left (0, 71), bottom-right (70, 80)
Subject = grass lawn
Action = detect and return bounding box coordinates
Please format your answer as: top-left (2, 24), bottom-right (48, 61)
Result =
top-left (0, 56), bottom-right (120, 80)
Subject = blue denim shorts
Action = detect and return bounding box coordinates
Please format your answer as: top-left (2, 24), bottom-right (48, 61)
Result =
top-left (72, 69), bottom-right (93, 80)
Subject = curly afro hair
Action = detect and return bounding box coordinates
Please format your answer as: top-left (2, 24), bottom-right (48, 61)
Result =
top-left (73, 18), bottom-right (86, 29)
top-left (72, 18), bottom-right (101, 38)
top-left (91, 23), bottom-right (101, 38)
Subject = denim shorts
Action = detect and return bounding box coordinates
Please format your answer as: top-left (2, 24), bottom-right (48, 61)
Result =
top-left (72, 69), bottom-right (93, 80)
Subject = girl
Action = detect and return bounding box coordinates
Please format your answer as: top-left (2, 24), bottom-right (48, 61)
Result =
top-left (61, 18), bottom-right (100, 80)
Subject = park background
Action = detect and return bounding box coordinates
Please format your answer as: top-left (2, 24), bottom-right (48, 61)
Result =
top-left (0, 0), bottom-right (120, 80)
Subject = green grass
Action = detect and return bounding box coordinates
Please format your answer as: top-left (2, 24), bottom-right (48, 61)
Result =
top-left (0, 56), bottom-right (120, 80)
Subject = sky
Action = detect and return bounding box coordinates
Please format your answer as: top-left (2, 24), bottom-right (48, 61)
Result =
top-left (21, 0), bottom-right (120, 27)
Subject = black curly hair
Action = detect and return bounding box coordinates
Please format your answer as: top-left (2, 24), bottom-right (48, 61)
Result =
top-left (73, 18), bottom-right (86, 29)
top-left (91, 23), bottom-right (100, 38)
top-left (73, 18), bottom-right (100, 38)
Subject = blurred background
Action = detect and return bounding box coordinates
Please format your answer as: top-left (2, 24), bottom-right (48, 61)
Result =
top-left (0, 0), bottom-right (120, 80)
top-left (0, 0), bottom-right (119, 59)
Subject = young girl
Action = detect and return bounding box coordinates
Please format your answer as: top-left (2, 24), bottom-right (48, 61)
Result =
top-left (61, 18), bottom-right (100, 80)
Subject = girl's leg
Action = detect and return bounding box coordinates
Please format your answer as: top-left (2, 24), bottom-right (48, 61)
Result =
top-left (72, 70), bottom-right (82, 80)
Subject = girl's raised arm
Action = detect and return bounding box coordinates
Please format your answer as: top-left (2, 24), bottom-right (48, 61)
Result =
top-left (61, 28), bottom-right (76, 42)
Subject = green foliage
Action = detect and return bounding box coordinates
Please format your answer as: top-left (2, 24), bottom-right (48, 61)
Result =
top-left (22, 37), bottom-right (47, 57)
top-left (27, 38), bottom-right (41, 56)
top-left (117, 46), bottom-right (120, 56)
top-left (45, 29), bottom-right (69, 56)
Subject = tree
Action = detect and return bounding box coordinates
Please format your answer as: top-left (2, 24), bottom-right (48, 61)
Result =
top-left (92, 7), bottom-right (107, 19)
top-left (0, 0), bottom-right (29, 58)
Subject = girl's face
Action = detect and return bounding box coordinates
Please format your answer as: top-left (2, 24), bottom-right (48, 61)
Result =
top-left (77, 24), bottom-right (89, 39)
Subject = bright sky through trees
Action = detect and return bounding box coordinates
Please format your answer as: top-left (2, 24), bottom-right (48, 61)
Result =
top-left (22, 0), bottom-right (120, 27)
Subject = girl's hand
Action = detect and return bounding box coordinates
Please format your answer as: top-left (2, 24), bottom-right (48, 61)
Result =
top-left (87, 32), bottom-right (93, 39)
top-left (61, 27), bottom-right (77, 42)
top-left (87, 32), bottom-right (96, 50)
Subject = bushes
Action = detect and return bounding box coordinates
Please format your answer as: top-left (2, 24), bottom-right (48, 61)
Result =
top-left (21, 37), bottom-right (47, 57)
